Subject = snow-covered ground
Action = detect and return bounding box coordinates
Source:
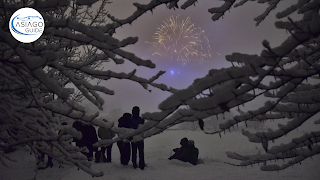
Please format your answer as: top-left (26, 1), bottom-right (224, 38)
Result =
top-left (1, 130), bottom-right (319, 180)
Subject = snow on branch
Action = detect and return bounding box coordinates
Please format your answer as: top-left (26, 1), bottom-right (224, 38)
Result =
top-left (131, 0), bottom-right (320, 172)
top-left (1, 0), bottom-right (320, 176)
top-left (208, 0), bottom-right (236, 21)
top-left (107, 0), bottom-right (200, 30)
top-left (180, 0), bottom-right (198, 9)
top-left (226, 144), bottom-right (320, 171)
top-left (253, 0), bottom-right (280, 26)
top-left (0, 0), bottom-right (181, 177)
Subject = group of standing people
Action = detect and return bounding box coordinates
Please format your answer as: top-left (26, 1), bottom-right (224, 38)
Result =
top-left (72, 106), bottom-right (199, 170)
top-left (72, 106), bottom-right (146, 170)
top-left (117, 106), bottom-right (145, 169)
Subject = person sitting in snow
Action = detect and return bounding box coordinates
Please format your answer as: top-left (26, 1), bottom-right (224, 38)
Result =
top-left (185, 140), bottom-right (199, 165)
top-left (168, 137), bottom-right (189, 162)
top-left (98, 119), bottom-right (115, 163)
top-left (117, 113), bottom-right (132, 165)
top-left (169, 138), bottom-right (199, 165)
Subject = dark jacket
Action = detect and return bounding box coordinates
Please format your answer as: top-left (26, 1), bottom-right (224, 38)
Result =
top-left (186, 145), bottom-right (199, 165)
top-left (118, 113), bottom-right (132, 128)
top-left (170, 138), bottom-right (199, 165)
top-left (131, 116), bottom-right (144, 130)
top-left (72, 121), bottom-right (85, 147)
top-left (170, 138), bottom-right (190, 162)
top-left (82, 124), bottom-right (98, 145)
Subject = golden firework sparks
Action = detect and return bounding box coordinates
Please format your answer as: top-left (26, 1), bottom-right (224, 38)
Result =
top-left (146, 15), bottom-right (213, 62)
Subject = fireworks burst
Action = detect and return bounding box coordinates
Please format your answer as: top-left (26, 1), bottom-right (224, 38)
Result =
top-left (146, 15), bottom-right (214, 62)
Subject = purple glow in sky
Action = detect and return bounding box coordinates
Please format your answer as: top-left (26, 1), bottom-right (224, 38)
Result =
top-left (87, 0), bottom-right (297, 115)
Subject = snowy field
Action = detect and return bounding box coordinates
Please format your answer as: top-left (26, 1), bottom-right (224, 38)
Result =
top-left (1, 130), bottom-right (319, 180)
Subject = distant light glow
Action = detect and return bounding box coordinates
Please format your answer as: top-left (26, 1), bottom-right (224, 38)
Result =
top-left (169, 70), bottom-right (181, 75)
top-left (146, 15), bottom-right (214, 62)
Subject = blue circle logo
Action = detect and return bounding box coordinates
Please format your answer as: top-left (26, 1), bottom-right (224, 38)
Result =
top-left (9, 8), bottom-right (44, 43)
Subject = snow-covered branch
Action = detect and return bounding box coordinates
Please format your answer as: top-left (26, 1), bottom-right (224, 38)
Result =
top-left (133, 0), bottom-right (320, 171)
top-left (1, 0), bottom-right (320, 176)
top-left (0, 0), bottom-right (181, 176)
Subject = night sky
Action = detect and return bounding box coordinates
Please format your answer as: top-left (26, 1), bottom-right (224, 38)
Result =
top-left (86, 0), bottom-right (297, 116)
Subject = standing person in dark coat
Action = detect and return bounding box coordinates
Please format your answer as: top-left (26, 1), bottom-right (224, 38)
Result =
top-left (82, 124), bottom-right (98, 161)
top-left (98, 119), bottom-right (115, 163)
top-left (130, 106), bottom-right (145, 170)
top-left (72, 121), bottom-right (98, 161)
top-left (117, 113), bottom-right (132, 165)
top-left (72, 121), bottom-right (85, 148)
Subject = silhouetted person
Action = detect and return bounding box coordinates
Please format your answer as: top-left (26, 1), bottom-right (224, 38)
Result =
top-left (117, 113), bottom-right (132, 165)
top-left (169, 137), bottom-right (189, 162)
top-left (72, 121), bottom-right (98, 161)
top-left (83, 124), bottom-right (98, 161)
top-left (130, 106), bottom-right (145, 170)
top-left (98, 119), bottom-right (115, 163)
top-left (186, 140), bottom-right (199, 165)
top-left (169, 138), bottom-right (199, 165)
top-left (72, 121), bottom-right (85, 147)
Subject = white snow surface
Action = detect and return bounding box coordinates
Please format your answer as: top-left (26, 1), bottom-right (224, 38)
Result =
top-left (1, 130), bottom-right (319, 180)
